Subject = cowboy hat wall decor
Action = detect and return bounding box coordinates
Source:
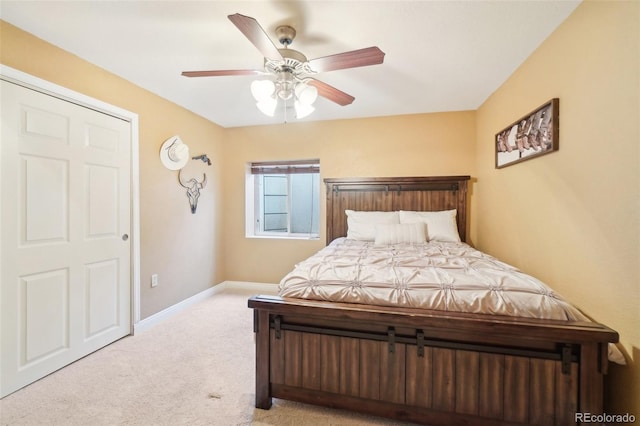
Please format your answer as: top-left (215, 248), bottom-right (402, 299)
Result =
top-left (160, 135), bottom-right (189, 170)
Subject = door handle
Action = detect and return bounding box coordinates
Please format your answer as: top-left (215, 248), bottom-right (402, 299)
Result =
top-left (122, 234), bottom-right (129, 241)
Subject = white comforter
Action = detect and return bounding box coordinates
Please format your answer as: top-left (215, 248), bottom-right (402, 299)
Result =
top-left (279, 238), bottom-right (589, 321)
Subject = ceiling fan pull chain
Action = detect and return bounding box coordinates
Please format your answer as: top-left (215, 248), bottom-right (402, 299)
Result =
top-left (284, 97), bottom-right (288, 123)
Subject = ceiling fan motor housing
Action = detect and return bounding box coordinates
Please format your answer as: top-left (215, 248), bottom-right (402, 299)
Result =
top-left (264, 48), bottom-right (315, 95)
top-left (276, 25), bottom-right (296, 46)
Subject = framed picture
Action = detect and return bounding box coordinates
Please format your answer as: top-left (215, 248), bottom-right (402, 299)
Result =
top-left (495, 98), bottom-right (559, 168)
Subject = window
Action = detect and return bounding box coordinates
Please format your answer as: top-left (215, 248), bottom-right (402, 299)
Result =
top-left (246, 159), bottom-right (320, 239)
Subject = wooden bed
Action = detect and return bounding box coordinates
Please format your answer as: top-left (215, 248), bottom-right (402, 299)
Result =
top-left (248, 176), bottom-right (618, 425)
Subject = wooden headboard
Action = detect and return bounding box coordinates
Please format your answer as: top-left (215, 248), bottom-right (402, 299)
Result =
top-left (324, 176), bottom-right (470, 244)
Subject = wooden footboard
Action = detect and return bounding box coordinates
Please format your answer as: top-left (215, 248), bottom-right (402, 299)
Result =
top-left (249, 295), bottom-right (618, 426)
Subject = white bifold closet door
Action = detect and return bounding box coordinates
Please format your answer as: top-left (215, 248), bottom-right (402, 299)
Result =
top-left (1, 80), bottom-right (132, 397)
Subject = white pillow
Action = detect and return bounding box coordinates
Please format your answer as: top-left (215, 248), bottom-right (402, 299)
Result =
top-left (399, 210), bottom-right (461, 242)
top-left (374, 223), bottom-right (426, 245)
top-left (345, 210), bottom-right (400, 241)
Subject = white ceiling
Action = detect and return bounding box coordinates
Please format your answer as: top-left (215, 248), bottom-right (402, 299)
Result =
top-left (1, 1), bottom-right (581, 128)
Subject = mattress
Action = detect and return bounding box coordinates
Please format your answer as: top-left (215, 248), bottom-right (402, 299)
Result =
top-left (280, 238), bottom-right (589, 322)
top-left (279, 238), bottom-right (626, 364)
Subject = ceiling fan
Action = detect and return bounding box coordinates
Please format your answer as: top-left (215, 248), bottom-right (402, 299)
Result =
top-left (182, 13), bottom-right (385, 118)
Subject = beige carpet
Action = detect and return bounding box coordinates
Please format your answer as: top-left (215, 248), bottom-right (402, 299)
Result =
top-left (0, 289), bottom-right (411, 425)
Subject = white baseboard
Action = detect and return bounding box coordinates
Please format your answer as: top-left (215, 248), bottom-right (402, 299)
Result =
top-left (222, 280), bottom-right (279, 295)
top-left (133, 281), bottom-right (278, 333)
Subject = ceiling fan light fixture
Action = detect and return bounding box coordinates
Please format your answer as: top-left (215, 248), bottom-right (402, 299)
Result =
top-left (256, 98), bottom-right (277, 117)
top-left (294, 101), bottom-right (315, 119)
top-left (253, 78), bottom-right (318, 119)
top-left (250, 79), bottom-right (275, 102)
top-left (277, 84), bottom-right (294, 101)
top-left (276, 70), bottom-right (295, 100)
top-left (295, 83), bottom-right (318, 106)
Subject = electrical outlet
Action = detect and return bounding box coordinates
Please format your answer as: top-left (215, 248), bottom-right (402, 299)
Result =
top-left (151, 274), bottom-right (158, 288)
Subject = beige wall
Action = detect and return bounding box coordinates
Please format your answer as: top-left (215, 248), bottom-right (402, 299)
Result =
top-left (223, 112), bottom-right (477, 283)
top-left (475, 0), bottom-right (639, 416)
top-left (0, 21), bottom-right (227, 319)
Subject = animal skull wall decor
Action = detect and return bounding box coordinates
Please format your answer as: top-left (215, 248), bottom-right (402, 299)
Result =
top-left (178, 169), bottom-right (207, 214)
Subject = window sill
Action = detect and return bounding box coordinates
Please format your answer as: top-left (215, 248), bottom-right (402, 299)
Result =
top-left (246, 234), bottom-right (320, 241)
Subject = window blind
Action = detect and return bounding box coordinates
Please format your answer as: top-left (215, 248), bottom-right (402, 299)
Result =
top-left (250, 159), bottom-right (320, 175)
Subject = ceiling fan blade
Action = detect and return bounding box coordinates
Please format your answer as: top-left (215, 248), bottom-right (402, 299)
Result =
top-left (308, 47), bottom-right (385, 73)
top-left (181, 69), bottom-right (262, 77)
top-left (307, 79), bottom-right (355, 106)
top-left (228, 13), bottom-right (283, 61)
